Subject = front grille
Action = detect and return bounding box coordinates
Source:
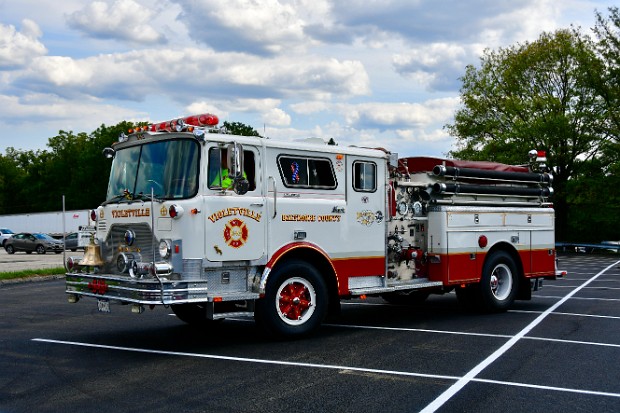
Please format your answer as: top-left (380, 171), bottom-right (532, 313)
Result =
top-left (101, 223), bottom-right (161, 275)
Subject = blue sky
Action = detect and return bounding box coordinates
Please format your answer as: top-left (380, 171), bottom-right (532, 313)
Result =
top-left (0, 0), bottom-right (615, 158)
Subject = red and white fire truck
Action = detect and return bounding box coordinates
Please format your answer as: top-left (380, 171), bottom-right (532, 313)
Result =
top-left (65, 113), bottom-right (561, 337)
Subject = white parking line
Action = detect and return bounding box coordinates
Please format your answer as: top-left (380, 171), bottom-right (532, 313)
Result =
top-left (324, 323), bottom-right (513, 339)
top-left (31, 337), bottom-right (460, 382)
top-left (510, 309), bottom-right (620, 320)
top-left (525, 336), bottom-right (620, 349)
top-left (544, 285), bottom-right (620, 290)
top-left (536, 295), bottom-right (620, 301)
top-left (561, 277), bottom-right (620, 281)
top-left (419, 259), bottom-right (620, 413)
top-left (32, 337), bottom-right (620, 400)
top-left (323, 323), bottom-right (620, 349)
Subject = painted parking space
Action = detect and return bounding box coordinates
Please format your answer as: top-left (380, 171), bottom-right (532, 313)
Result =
top-left (1, 253), bottom-right (619, 412)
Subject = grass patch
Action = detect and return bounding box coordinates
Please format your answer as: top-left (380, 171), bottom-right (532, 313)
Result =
top-left (0, 267), bottom-right (66, 281)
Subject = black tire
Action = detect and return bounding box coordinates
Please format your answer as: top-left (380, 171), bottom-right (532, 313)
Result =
top-left (255, 260), bottom-right (328, 337)
top-left (479, 251), bottom-right (519, 312)
top-left (382, 290), bottom-right (430, 305)
top-left (36, 245), bottom-right (46, 254)
top-left (171, 303), bottom-right (223, 326)
top-left (5, 244), bottom-right (15, 254)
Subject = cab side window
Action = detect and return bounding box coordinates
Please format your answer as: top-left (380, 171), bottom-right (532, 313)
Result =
top-left (208, 148), bottom-right (256, 191)
top-left (278, 156), bottom-right (336, 189)
top-left (353, 161), bottom-right (376, 192)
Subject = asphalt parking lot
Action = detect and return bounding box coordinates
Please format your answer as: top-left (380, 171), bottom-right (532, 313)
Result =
top-left (0, 253), bottom-right (619, 412)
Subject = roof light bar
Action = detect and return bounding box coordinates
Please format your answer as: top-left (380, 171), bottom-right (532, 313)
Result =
top-left (126, 113), bottom-right (220, 136)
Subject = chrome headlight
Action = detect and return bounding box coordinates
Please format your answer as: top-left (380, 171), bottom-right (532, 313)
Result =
top-left (159, 239), bottom-right (171, 259)
top-left (117, 252), bottom-right (141, 273)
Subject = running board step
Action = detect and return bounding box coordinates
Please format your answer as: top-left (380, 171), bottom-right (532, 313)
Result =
top-left (349, 278), bottom-right (444, 296)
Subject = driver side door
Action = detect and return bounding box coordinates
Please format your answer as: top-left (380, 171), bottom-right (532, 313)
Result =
top-left (204, 143), bottom-right (266, 262)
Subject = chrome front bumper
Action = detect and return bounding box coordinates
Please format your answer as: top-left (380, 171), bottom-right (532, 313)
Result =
top-left (65, 272), bottom-right (259, 305)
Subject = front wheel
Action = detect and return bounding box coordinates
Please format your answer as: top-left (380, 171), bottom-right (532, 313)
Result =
top-left (5, 244), bottom-right (15, 254)
top-left (255, 260), bottom-right (328, 337)
top-left (479, 251), bottom-right (519, 312)
top-left (36, 245), bottom-right (46, 254)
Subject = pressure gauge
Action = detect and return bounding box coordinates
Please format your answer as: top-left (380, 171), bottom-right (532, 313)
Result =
top-left (412, 201), bottom-right (423, 216)
top-left (397, 202), bottom-right (409, 215)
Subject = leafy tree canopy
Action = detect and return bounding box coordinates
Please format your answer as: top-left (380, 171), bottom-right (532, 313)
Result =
top-left (445, 27), bottom-right (618, 241)
top-left (0, 121), bottom-right (260, 215)
top-left (222, 121), bottom-right (260, 137)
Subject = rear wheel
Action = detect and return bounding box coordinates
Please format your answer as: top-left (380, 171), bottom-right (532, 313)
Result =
top-left (36, 245), bottom-right (46, 254)
top-left (255, 260), bottom-right (327, 337)
top-left (479, 251), bottom-right (519, 311)
top-left (5, 245), bottom-right (15, 254)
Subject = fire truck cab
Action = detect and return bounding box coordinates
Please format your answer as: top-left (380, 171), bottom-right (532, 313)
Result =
top-left (66, 114), bottom-right (559, 337)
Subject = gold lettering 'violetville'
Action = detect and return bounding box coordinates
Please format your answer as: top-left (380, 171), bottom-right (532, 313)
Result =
top-left (208, 207), bottom-right (262, 223)
top-left (111, 208), bottom-right (151, 218)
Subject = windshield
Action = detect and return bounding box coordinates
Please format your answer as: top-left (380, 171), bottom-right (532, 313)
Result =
top-left (35, 233), bottom-right (57, 241)
top-left (0, 229), bottom-right (14, 234)
top-left (105, 139), bottom-right (200, 202)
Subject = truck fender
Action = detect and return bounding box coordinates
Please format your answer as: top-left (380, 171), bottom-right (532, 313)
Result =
top-left (258, 241), bottom-right (341, 315)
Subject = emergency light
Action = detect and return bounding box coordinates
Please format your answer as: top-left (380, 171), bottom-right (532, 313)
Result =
top-left (125, 113), bottom-right (220, 135)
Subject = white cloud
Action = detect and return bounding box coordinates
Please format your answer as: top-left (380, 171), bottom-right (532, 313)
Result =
top-left (13, 49), bottom-right (370, 102)
top-left (393, 43), bottom-right (471, 91)
top-left (290, 101), bottom-right (329, 115)
top-left (0, 20), bottom-right (47, 69)
top-left (66, 0), bottom-right (167, 44)
top-left (0, 93), bottom-right (146, 130)
top-left (340, 97), bottom-right (460, 130)
top-left (172, 0), bottom-right (309, 55)
top-left (0, 0), bottom-right (613, 157)
top-left (262, 108), bottom-right (291, 127)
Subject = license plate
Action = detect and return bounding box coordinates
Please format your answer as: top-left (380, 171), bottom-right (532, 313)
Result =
top-left (97, 299), bottom-right (111, 313)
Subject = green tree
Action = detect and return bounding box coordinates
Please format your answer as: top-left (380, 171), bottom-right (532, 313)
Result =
top-left (0, 120), bottom-right (262, 216)
top-left (592, 7), bottom-right (620, 137)
top-left (222, 121), bottom-right (260, 137)
top-left (0, 121), bottom-right (133, 215)
top-left (0, 150), bottom-right (26, 214)
top-left (446, 29), bottom-right (608, 241)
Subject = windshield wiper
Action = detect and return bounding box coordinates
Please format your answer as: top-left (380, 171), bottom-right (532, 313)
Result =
top-left (132, 193), bottom-right (164, 203)
top-left (101, 194), bottom-right (130, 205)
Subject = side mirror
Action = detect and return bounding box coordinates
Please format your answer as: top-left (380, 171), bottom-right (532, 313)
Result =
top-left (233, 177), bottom-right (250, 195)
top-left (226, 142), bottom-right (244, 179)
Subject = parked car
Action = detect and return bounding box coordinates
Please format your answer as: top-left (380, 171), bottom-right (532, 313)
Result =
top-left (63, 232), bottom-right (84, 251)
top-left (0, 228), bottom-right (15, 247)
top-left (4, 232), bottom-right (63, 254)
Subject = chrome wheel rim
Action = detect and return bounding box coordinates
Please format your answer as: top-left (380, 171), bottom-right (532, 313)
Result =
top-left (276, 277), bottom-right (316, 326)
top-left (490, 263), bottom-right (513, 301)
